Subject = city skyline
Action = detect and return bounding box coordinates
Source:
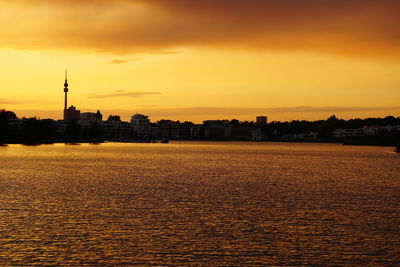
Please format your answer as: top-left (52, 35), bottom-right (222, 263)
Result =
top-left (1, 0), bottom-right (400, 123)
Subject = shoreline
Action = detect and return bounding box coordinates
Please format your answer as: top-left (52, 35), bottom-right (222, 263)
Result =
top-left (0, 139), bottom-right (398, 148)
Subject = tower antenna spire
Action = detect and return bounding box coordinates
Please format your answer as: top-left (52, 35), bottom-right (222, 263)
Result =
top-left (63, 69), bottom-right (69, 112)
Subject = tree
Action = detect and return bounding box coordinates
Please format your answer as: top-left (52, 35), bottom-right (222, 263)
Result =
top-left (0, 109), bottom-right (18, 142)
top-left (39, 119), bottom-right (56, 141)
top-left (318, 115), bottom-right (344, 138)
top-left (21, 118), bottom-right (40, 143)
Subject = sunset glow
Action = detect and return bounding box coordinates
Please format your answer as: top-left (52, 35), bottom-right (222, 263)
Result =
top-left (1, 0), bottom-right (399, 122)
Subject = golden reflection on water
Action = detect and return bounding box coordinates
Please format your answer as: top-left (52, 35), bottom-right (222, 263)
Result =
top-left (0, 142), bottom-right (399, 265)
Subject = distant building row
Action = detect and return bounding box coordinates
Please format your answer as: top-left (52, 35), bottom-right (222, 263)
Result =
top-left (59, 114), bottom-right (270, 141)
top-left (333, 125), bottom-right (400, 138)
top-left (58, 73), bottom-right (399, 142)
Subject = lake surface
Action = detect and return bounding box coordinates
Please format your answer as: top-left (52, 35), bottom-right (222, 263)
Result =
top-left (0, 142), bottom-right (399, 266)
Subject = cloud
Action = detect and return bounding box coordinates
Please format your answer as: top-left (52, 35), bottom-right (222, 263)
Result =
top-left (106, 58), bottom-right (141, 64)
top-left (2, 0), bottom-right (400, 59)
top-left (87, 90), bottom-right (161, 99)
top-left (146, 51), bottom-right (180, 55)
top-left (106, 59), bottom-right (129, 64)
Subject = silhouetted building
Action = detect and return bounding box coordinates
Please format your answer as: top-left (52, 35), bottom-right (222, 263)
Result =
top-left (80, 110), bottom-right (102, 121)
top-left (102, 120), bottom-right (132, 140)
top-left (203, 120), bottom-right (232, 139)
top-left (131, 113), bottom-right (150, 138)
top-left (256, 116), bottom-right (268, 125)
top-left (333, 125), bottom-right (399, 139)
top-left (64, 105), bottom-right (80, 121)
top-left (252, 128), bottom-right (263, 141)
top-left (156, 120), bottom-right (174, 139)
top-left (180, 122), bottom-right (195, 139)
top-left (231, 126), bottom-right (252, 140)
top-left (191, 124), bottom-right (201, 139)
top-left (149, 124), bottom-right (161, 139)
top-left (333, 127), bottom-right (376, 138)
top-left (281, 132), bottom-right (318, 140)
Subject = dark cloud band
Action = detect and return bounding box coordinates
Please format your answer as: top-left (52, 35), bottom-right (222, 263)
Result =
top-left (2, 0), bottom-right (400, 58)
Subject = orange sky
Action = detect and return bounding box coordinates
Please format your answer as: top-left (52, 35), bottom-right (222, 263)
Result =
top-left (1, 0), bottom-right (399, 122)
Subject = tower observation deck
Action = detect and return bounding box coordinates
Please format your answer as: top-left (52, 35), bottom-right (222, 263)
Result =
top-left (64, 70), bottom-right (68, 110)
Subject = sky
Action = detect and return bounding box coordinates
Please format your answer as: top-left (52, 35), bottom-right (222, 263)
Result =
top-left (1, 0), bottom-right (400, 122)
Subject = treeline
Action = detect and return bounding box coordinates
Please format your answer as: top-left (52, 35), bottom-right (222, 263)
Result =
top-left (0, 110), bottom-right (103, 144)
top-left (262, 115), bottom-right (400, 138)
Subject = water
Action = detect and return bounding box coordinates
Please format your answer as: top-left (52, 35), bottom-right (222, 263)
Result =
top-left (0, 142), bottom-right (399, 266)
